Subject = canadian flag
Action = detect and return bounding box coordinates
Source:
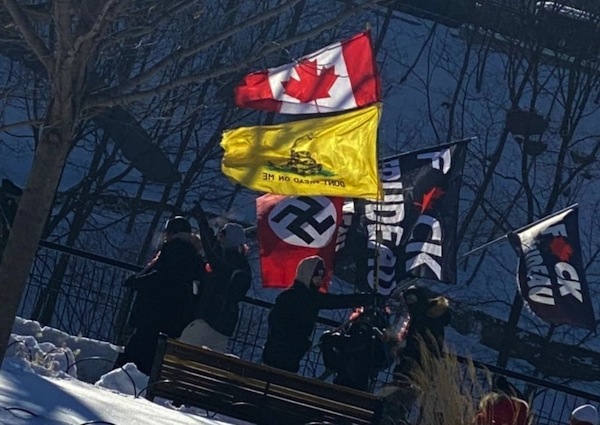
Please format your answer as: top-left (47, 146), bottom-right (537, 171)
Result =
top-left (257, 194), bottom-right (344, 290)
top-left (234, 31), bottom-right (381, 114)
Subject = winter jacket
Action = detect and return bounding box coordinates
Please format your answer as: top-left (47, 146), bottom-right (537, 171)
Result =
top-left (394, 291), bottom-right (451, 377)
top-left (262, 281), bottom-right (376, 373)
top-left (195, 248), bottom-right (251, 336)
top-left (127, 234), bottom-right (203, 336)
top-left (191, 205), bottom-right (252, 337)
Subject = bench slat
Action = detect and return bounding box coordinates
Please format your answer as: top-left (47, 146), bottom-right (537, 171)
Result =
top-left (166, 340), bottom-right (381, 410)
top-left (160, 357), bottom-right (377, 417)
top-left (147, 335), bottom-right (383, 425)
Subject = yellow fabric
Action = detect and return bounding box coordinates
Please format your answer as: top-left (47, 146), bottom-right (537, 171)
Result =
top-left (221, 103), bottom-right (382, 200)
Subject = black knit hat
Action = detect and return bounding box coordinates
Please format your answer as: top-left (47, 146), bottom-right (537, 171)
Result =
top-left (165, 216), bottom-right (191, 235)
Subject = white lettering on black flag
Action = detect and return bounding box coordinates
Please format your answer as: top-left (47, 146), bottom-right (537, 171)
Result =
top-left (508, 206), bottom-right (595, 330)
top-left (335, 139), bottom-right (468, 295)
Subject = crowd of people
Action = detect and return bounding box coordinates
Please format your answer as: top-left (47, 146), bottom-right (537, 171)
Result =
top-left (114, 209), bottom-right (383, 380)
top-left (114, 206), bottom-right (251, 374)
top-left (113, 209), bottom-right (598, 425)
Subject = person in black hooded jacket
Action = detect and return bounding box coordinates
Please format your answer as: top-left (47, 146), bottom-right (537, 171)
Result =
top-left (114, 216), bottom-right (203, 375)
top-left (262, 255), bottom-right (377, 373)
top-left (179, 204), bottom-right (252, 353)
top-left (392, 284), bottom-right (451, 381)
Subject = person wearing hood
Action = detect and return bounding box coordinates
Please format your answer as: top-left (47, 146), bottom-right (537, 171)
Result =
top-left (180, 204), bottom-right (251, 353)
top-left (262, 255), bottom-right (378, 373)
top-left (384, 284), bottom-right (453, 421)
top-left (392, 284), bottom-right (452, 381)
top-left (115, 216), bottom-right (203, 375)
top-left (570, 404), bottom-right (599, 425)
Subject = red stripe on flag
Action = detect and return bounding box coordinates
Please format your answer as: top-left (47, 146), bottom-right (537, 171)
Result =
top-left (342, 31), bottom-right (381, 108)
top-left (233, 70), bottom-right (281, 112)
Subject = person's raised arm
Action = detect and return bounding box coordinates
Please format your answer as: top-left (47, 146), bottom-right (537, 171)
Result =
top-left (189, 203), bottom-right (219, 264)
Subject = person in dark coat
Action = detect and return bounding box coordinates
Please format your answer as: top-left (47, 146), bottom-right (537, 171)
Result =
top-left (384, 284), bottom-right (452, 421)
top-left (392, 284), bottom-right (451, 381)
top-left (179, 205), bottom-right (251, 353)
top-left (321, 303), bottom-right (393, 391)
top-left (114, 216), bottom-right (203, 375)
top-left (262, 255), bottom-right (377, 374)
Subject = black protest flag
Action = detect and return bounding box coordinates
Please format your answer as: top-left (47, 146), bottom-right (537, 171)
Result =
top-left (335, 139), bottom-right (469, 295)
top-left (508, 205), bottom-right (596, 330)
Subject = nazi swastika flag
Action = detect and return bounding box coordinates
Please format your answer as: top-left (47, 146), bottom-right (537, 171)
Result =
top-left (257, 194), bottom-right (344, 290)
top-left (508, 205), bottom-right (596, 330)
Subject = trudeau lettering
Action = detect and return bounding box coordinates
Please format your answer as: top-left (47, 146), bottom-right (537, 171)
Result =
top-left (521, 220), bottom-right (584, 306)
top-left (365, 158), bottom-right (404, 293)
top-left (522, 243), bottom-right (554, 305)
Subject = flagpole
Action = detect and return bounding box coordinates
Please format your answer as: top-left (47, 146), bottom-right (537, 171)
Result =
top-left (458, 203), bottom-right (578, 260)
top-left (459, 234), bottom-right (508, 259)
top-left (511, 203), bottom-right (578, 234)
top-left (378, 136), bottom-right (477, 163)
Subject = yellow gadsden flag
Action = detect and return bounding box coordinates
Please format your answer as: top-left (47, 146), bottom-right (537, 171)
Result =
top-left (221, 103), bottom-right (381, 200)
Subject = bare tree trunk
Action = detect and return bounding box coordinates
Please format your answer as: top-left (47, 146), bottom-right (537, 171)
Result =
top-left (0, 115), bottom-right (73, 357)
top-left (0, 0), bottom-right (83, 362)
top-left (0, 0), bottom-right (386, 366)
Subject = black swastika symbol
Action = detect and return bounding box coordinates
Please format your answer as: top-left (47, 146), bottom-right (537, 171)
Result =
top-left (271, 197), bottom-right (335, 245)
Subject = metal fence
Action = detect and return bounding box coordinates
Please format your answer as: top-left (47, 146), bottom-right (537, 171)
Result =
top-left (19, 240), bottom-right (139, 345)
top-left (17, 241), bottom-right (600, 424)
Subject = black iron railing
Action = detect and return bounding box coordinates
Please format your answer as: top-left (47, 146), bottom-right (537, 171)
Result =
top-left (17, 240), bottom-right (600, 425)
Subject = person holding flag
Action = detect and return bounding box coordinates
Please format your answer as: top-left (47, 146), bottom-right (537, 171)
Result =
top-left (262, 255), bottom-right (381, 373)
top-left (231, 29), bottom-right (386, 375)
top-left (180, 204), bottom-right (252, 353)
top-left (115, 216), bottom-right (203, 375)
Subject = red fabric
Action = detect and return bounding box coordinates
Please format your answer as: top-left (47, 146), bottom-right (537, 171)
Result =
top-left (257, 194), bottom-right (344, 290)
top-left (233, 31), bottom-right (380, 114)
top-left (233, 71), bottom-right (280, 113)
top-left (343, 30), bottom-right (381, 108)
top-left (475, 397), bottom-right (529, 425)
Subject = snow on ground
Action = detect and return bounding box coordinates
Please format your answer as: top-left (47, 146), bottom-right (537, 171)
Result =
top-left (0, 317), bottom-right (252, 425)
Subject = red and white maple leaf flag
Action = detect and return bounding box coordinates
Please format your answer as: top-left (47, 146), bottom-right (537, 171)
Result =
top-left (257, 194), bottom-right (344, 291)
top-left (234, 31), bottom-right (381, 114)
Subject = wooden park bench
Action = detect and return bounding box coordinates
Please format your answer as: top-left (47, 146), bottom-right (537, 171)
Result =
top-left (145, 335), bottom-right (386, 425)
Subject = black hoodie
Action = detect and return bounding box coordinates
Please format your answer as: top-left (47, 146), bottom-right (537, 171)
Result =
top-left (262, 256), bottom-right (375, 373)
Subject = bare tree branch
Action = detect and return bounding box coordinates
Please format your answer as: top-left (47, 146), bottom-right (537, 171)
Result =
top-left (73, 0), bottom-right (124, 54)
top-left (86, 0), bottom-right (305, 103)
top-left (86, 0), bottom-right (386, 110)
top-left (2, 0), bottom-right (53, 71)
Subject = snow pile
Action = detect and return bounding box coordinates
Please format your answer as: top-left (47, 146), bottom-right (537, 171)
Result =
top-left (0, 316), bottom-right (254, 425)
top-left (10, 317), bottom-right (122, 383)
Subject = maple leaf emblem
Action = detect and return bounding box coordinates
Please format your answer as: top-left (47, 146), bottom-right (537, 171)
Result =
top-left (281, 60), bottom-right (338, 103)
top-left (549, 236), bottom-right (573, 262)
top-left (414, 187), bottom-right (445, 213)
